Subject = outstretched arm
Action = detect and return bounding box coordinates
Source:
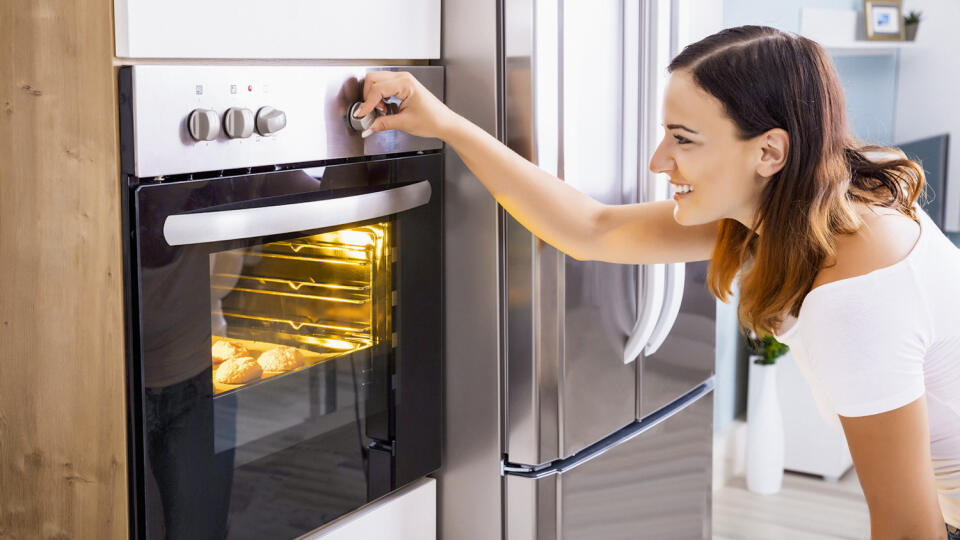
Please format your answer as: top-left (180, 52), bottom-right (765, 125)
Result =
top-left (354, 71), bottom-right (716, 264)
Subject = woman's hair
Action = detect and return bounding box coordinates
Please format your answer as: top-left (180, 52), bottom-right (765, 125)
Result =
top-left (668, 25), bottom-right (926, 337)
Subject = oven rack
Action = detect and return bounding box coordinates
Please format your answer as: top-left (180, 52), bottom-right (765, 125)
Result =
top-left (216, 310), bottom-right (372, 338)
top-left (212, 273), bottom-right (371, 305)
top-left (210, 335), bottom-right (375, 398)
top-left (243, 250), bottom-right (374, 267)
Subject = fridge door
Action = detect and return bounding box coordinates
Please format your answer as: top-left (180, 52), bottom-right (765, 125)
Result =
top-left (504, 381), bottom-right (714, 540)
top-left (504, 0), bottom-right (652, 466)
top-left (638, 260), bottom-right (716, 418)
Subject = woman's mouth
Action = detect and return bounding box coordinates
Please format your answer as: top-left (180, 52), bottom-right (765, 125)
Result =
top-left (672, 183), bottom-right (695, 200)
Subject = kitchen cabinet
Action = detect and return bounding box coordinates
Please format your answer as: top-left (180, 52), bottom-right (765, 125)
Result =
top-left (114, 0), bottom-right (440, 59)
top-left (777, 352), bottom-right (853, 482)
top-left (0, 0), bottom-right (127, 537)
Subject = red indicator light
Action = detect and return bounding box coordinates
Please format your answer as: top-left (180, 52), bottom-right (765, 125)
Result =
top-left (247, 85), bottom-right (253, 92)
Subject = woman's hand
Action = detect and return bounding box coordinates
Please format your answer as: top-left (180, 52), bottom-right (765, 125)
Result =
top-left (353, 71), bottom-right (457, 140)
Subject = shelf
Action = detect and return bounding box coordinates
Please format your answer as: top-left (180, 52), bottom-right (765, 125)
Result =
top-left (821, 41), bottom-right (917, 57)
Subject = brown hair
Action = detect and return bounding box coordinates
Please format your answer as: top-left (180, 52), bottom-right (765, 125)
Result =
top-left (668, 25), bottom-right (926, 337)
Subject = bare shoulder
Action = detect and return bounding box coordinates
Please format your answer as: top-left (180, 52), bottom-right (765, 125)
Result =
top-left (812, 206), bottom-right (921, 290)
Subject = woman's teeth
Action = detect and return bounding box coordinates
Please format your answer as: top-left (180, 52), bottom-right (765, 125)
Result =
top-left (675, 184), bottom-right (694, 193)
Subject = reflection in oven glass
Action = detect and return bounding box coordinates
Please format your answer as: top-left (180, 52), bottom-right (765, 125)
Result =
top-left (209, 222), bottom-right (391, 396)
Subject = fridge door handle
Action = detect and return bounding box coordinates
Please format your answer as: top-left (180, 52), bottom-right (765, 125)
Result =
top-left (623, 263), bottom-right (664, 364)
top-left (642, 261), bottom-right (685, 356)
top-left (501, 376), bottom-right (715, 478)
top-left (163, 180), bottom-right (431, 246)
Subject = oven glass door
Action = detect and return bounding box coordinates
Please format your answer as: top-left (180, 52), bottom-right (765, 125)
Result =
top-left (130, 155), bottom-right (441, 539)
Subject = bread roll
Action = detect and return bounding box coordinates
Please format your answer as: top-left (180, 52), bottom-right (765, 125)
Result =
top-left (212, 340), bottom-right (249, 364)
top-left (215, 356), bottom-right (262, 384)
top-left (257, 346), bottom-right (303, 372)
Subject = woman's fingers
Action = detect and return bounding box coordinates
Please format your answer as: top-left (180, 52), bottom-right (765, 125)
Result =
top-left (352, 71), bottom-right (449, 139)
top-left (361, 111), bottom-right (403, 138)
top-left (354, 73), bottom-right (411, 118)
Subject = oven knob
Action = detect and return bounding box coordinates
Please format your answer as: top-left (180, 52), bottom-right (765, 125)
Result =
top-left (223, 107), bottom-right (255, 139)
top-left (187, 108), bottom-right (220, 141)
top-left (255, 106), bottom-right (287, 136)
top-left (349, 102), bottom-right (377, 132)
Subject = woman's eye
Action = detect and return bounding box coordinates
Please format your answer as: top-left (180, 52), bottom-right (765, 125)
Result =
top-left (673, 134), bottom-right (692, 145)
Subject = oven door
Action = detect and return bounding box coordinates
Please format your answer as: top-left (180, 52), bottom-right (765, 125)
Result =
top-left (128, 154), bottom-right (441, 539)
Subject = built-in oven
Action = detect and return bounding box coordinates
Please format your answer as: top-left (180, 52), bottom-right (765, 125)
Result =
top-left (119, 65), bottom-right (443, 539)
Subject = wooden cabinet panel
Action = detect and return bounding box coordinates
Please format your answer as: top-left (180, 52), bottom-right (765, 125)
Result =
top-left (0, 0), bottom-right (127, 538)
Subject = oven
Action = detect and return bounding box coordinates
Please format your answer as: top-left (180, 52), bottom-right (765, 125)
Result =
top-left (119, 65), bottom-right (443, 539)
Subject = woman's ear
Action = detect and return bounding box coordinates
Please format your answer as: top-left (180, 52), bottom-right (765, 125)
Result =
top-left (756, 128), bottom-right (789, 178)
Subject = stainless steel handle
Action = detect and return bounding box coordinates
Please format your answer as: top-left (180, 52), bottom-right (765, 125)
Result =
top-left (643, 261), bottom-right (685, 356)
top-left (622, 0), bottom-right (670, 365)
top-left (501, 376), bottom-right (715, 478)
top-left (623, 263), bottom-right (664, 364)
top-left (163, 180), bottom-right (431, 246)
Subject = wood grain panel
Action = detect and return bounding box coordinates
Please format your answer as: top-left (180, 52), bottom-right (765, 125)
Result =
top-left (0, 0), bottom-right (128, 538)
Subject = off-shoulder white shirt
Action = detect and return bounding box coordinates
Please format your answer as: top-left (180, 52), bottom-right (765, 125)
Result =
top-left (775, 207), bottom-right (960, 526)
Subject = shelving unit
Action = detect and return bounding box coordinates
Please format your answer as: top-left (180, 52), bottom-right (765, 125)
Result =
top-left (800, 8), bottom-right (920, 57)
top-left (822, 41), bottom-right (918, 57)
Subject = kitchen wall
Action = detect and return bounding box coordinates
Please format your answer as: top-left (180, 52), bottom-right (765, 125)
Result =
top-left (896, 0), bottom-right (960, 240)
top-left (725, 0), bottom-right (899, 145)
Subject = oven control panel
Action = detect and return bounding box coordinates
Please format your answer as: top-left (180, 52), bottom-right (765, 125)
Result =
top-left (121, 65), bottom-right (443, 178)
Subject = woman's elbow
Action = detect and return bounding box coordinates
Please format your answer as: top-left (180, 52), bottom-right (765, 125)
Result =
top-left (565, 203), bottom-right (608, 261)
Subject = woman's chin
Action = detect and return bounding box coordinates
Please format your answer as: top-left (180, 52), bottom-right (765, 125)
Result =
top-left (672, 204), bottom-right (694, 226)
top-left (672, 204), bottom-right (712, 227)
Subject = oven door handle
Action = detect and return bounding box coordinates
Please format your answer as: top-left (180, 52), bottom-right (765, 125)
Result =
top-left (163, 180), bottom-right (432, 246)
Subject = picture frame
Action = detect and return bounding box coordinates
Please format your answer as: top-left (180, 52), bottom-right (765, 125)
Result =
top-left (864, 0), bottom-right (905, 41)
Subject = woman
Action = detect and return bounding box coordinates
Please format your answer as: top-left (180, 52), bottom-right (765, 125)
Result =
top-left (354, 25), bottom-right (960, 538)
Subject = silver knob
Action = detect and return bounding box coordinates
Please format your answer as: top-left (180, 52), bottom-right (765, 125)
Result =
top-left (255, 106), bottom-right (287, 136)
top-left (188, 108), bottom-right (220, 141)
top-left (224, 107), bottom-right (255, 139)
top-left (349, 102), bottom-right (377, 132)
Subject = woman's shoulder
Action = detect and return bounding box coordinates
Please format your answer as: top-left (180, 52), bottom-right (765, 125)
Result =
top-left (810, 205), bottom-right (921, 292)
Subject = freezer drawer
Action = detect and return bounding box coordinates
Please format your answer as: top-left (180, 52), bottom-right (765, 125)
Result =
top-left (504, 382), bottom-right (713, 540)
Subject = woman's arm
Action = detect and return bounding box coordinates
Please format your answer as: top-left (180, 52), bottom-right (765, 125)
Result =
top-left (839, 397), bottom-right (947, 539)
top-left (354, 71), bottom-right (716, 264)
top-left (443, 117), bottom-right (717, 263)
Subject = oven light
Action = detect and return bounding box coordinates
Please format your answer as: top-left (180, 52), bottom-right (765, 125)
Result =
top-left (321, 338), bottom-right (355, 350)
top-left (296, 334), bottom-right (363, 350)
top-left (322, 229), bottom-right (378, 247)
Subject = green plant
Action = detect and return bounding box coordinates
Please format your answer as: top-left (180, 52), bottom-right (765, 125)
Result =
top-left (905, 10), bottom-right (922, 25)
top-left (749, 334), bottom-right (789, 365)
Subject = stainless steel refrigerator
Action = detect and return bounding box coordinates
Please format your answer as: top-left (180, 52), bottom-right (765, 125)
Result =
top-left (440, 1), bottom-right (716, 538)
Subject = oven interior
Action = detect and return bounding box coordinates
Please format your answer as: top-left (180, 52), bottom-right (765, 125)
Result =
top-left (209, 221), bottom-right (392, 395)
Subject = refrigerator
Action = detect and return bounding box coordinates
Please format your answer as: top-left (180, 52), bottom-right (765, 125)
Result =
top-left (440, 0), bottom-right (716, 538)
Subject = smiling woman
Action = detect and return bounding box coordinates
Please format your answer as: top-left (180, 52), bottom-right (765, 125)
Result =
top-left (662, 28), bottom-right (925, 337)
top-left (351, 24), bottom-right (960, 538)
top-left (651, 69), bottom-right (780, 230)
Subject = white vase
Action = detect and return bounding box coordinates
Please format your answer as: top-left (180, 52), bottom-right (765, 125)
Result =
top-left (746, 355), bottom-right (785, 494)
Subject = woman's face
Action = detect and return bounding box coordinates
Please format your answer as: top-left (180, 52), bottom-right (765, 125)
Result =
top-left (649, 69), bottom-right (771, 228)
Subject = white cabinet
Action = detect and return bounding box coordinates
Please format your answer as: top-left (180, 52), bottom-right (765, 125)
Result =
top-left (777, 352), bottom-right (853, 482)
top-left (114, 0), bottom-right (440, 59)
top-left (303, 477), bottom-right (436, 540)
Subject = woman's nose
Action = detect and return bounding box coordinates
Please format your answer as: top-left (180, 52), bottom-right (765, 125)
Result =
top-left (648, 139), bottom-right (675, 174)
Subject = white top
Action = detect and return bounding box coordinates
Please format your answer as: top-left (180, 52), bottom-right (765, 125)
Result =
top-left (775, 207), bottom-right (960, 526)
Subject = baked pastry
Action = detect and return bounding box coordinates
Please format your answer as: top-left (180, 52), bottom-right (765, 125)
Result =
top-left (212, 340), bottom-right (249, 364)
top-left (257, 346), bottom-right (303, 372)
top-left (215, 356), bottom-right (262, 384)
